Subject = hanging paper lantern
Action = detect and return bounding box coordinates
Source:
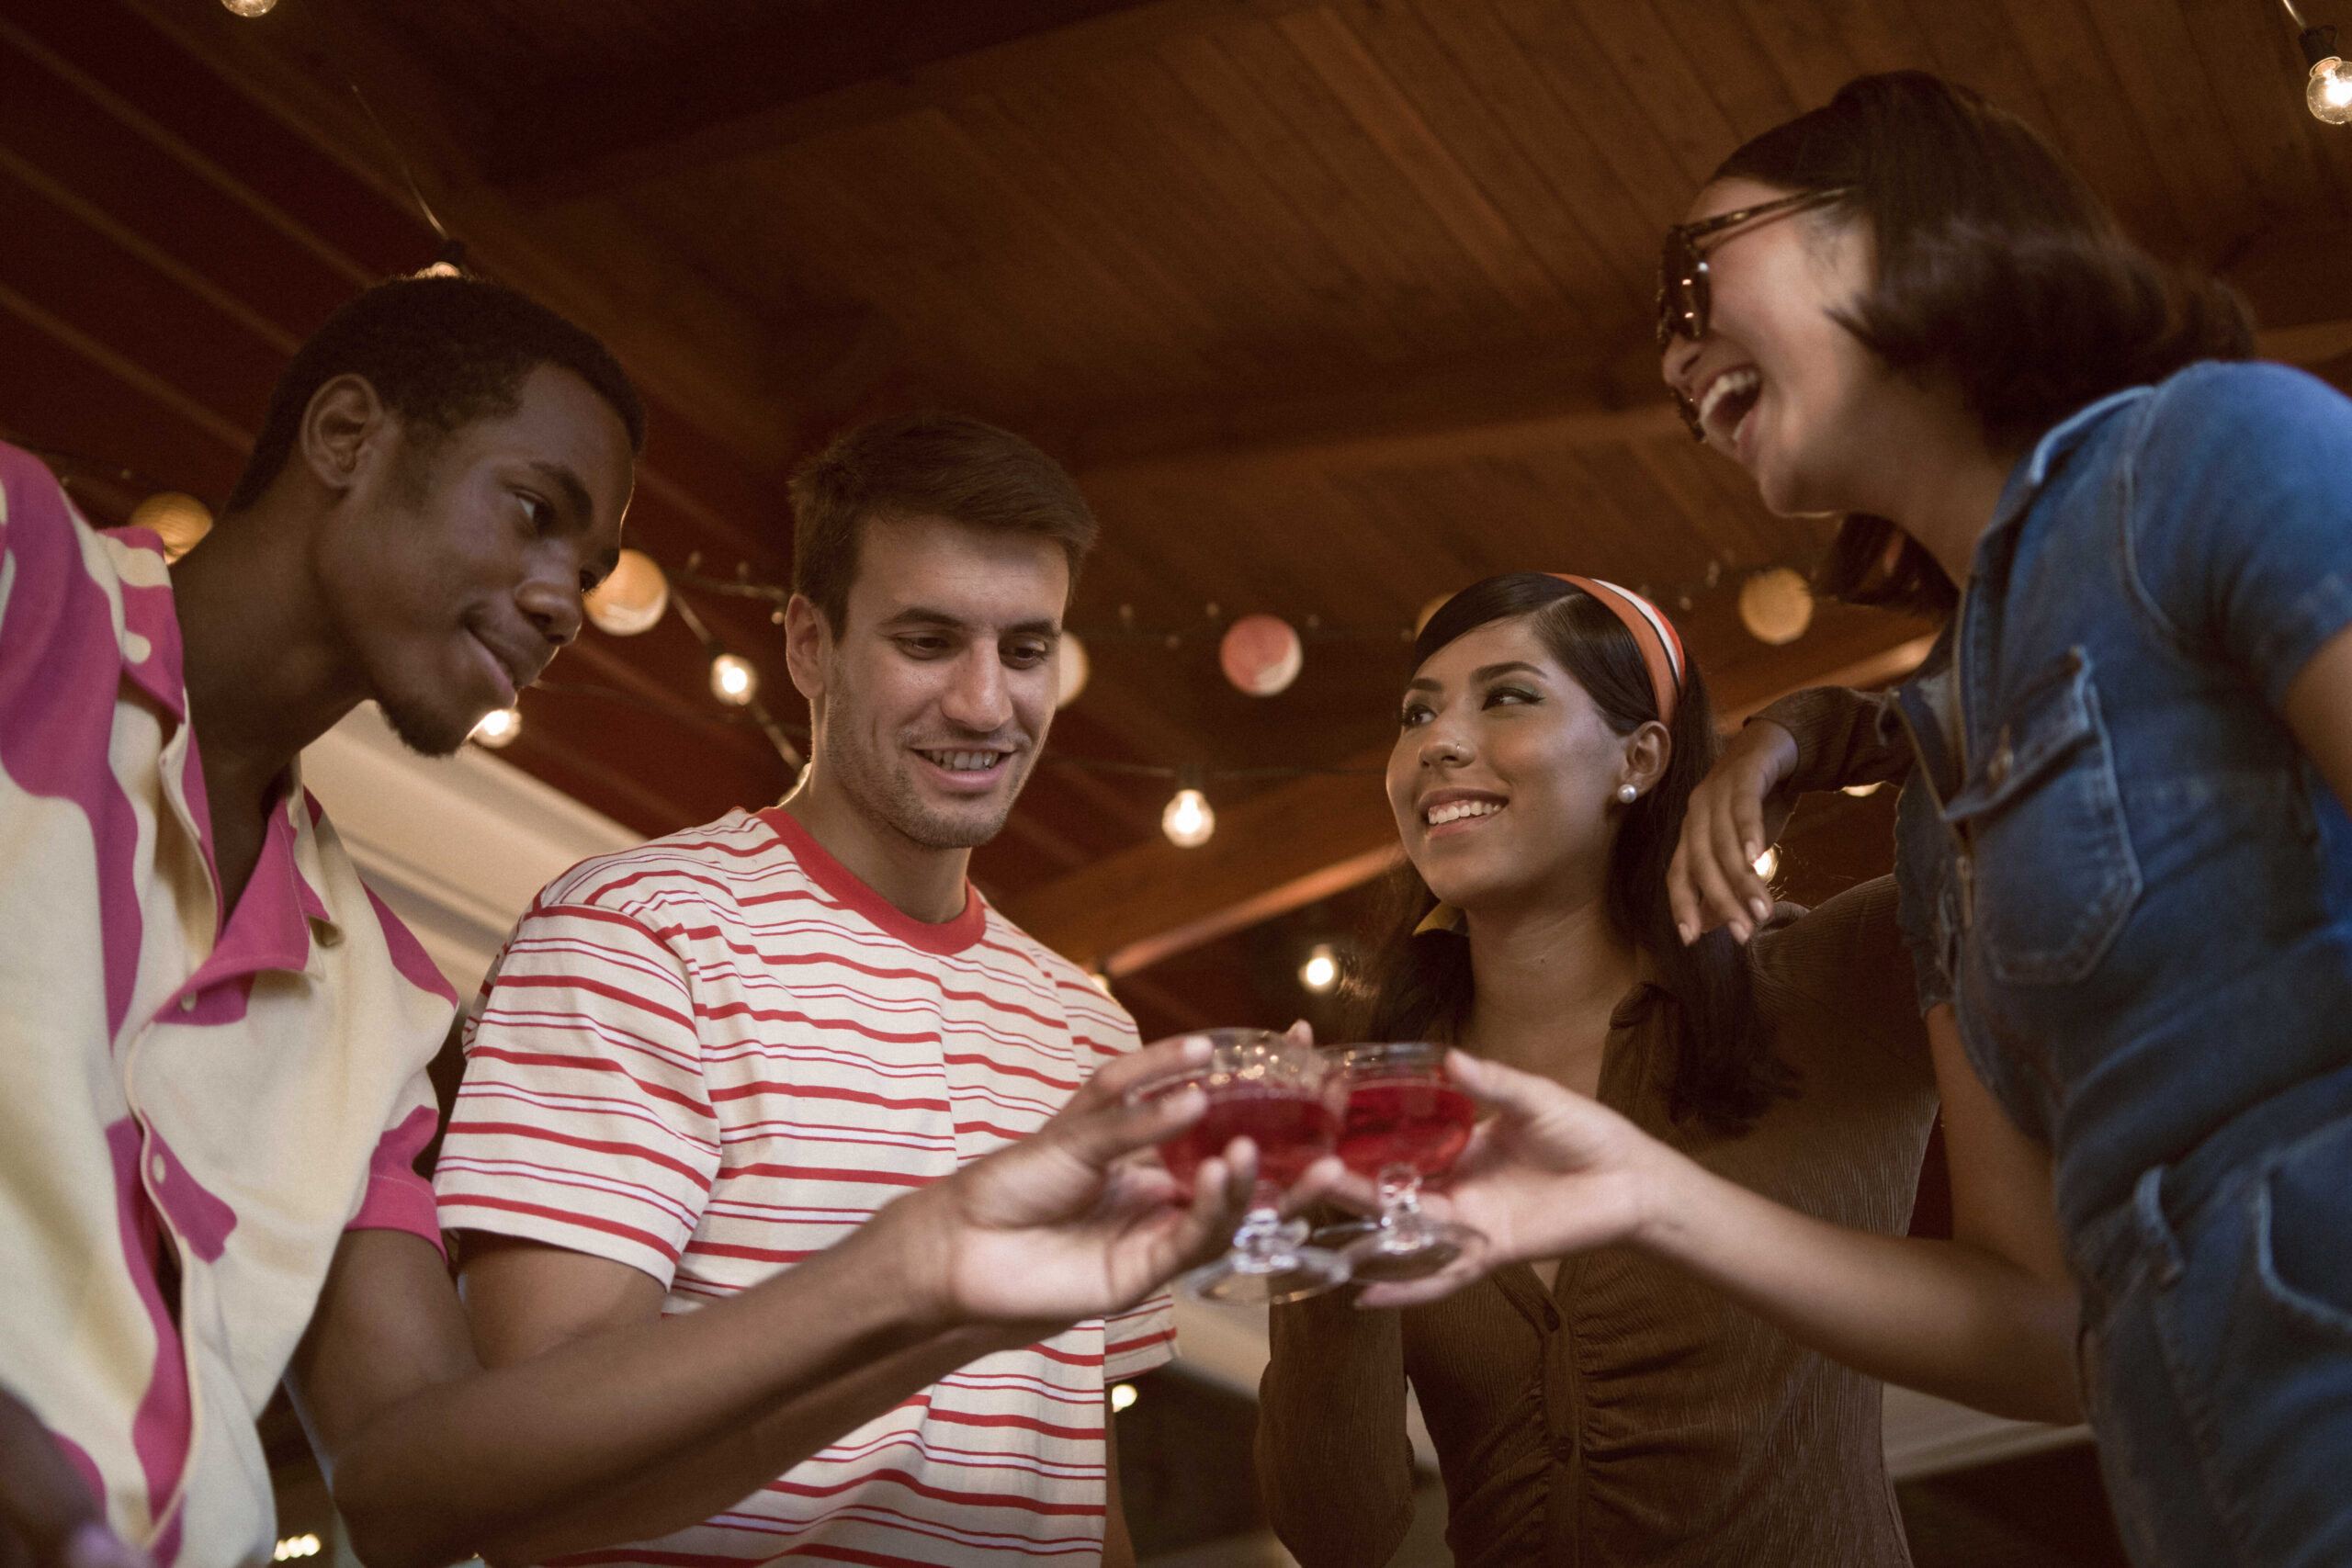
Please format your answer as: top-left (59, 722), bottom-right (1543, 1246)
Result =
top-left (1218, 613), bottom-right (1303, 696)
top-left (1413, 592), bottom-right (1455, 637)
top-left (1738, 568), bottom-right (1814, 646)
top-left (584, 548), bottom-right (669, 636)
top-left (129, 492), bottom-right (213, 561)
top-left (1057, 633), bottom-right (1091, 708)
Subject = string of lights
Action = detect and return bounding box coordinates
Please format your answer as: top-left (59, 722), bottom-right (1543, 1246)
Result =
top-left (563, 546), bottom-right (1825, 845)
top-left (11, 434), bottom-right (1826, 850)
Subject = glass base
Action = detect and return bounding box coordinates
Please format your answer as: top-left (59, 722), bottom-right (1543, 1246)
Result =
top-left (1309, 1219), bottom-right (1381, 1252)
top-left (1178, 1243), bottom-right (1351, 1306)
top-left (1340, 1222), bottom-right (1475, 1285)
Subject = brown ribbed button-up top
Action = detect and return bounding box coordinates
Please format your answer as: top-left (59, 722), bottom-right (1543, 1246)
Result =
top-left (1256, 878), bottom-right (1937, 1568)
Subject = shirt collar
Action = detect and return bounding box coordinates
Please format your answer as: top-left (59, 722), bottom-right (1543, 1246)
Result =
top-left (758, 805), bottom-right (987, 954)
top-left (106, 525), bottom-right (189, 723)
top-left (1984, 385), bottom-right (2158, 545)
top-left (184, 761), bottom-right (342, 991)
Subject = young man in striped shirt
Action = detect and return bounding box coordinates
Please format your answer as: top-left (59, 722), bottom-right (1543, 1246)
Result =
top-left (434, 412), bottom-right (1182, 1566)
top-left (2, 282), bottom-right (1242, 1568)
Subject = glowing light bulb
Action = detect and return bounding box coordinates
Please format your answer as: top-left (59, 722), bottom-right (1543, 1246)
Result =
top-left (710, 653), bottom-right (758, 706)
top-left (584, 548), bottom-right (669, 636)
top-left (1161, 787), bottom-right (1215, 848)
top-left (1300, 942), bottom-right (1339, 993)
top-left (2312, 56), bottom-right (2352, 123)
top-left (1842, 781), bottom-right (1883, 798)
top-left (469, 706), bottom-right (521, 748)
top-left (1110, 1382), bottom-right (1139, 1413)
top-left (222, 0), bottom-right (277, 15)
top-left (1752, 845), bottom-right (1780, 881)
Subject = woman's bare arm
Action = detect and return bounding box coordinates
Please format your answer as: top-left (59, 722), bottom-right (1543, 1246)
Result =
top-left (1332, 1018), bottom-right (2081, 1425)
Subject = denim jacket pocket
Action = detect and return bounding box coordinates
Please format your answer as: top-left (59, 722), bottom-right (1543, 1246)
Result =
top-left (2251, 1116), bottom-right (2352, 1342)
top-left (1944, 648), bottom-right (2143, 986)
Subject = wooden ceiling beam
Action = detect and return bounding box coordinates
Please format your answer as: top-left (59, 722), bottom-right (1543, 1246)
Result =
top-left (498, 0), bottom-right (1327, 205)
top-left (1006, 616), bottom-right (1939, 976)
top-left (1063, 337), bottom-right (1673, 483)
top-left (1058, 220), bottom-right (2352, 490)
top-left (1061, 310), bottom-right (2352, 489)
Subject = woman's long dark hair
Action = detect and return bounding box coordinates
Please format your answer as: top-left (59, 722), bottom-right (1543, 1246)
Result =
top-left (1351, 574), bottom-right (1792, 1136)
top-left (1713, 72), bottom-right (2256, 619)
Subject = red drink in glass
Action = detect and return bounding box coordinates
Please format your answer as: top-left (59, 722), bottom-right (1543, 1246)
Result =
top-left (1338, 1077), bottom-right (1476, 1179)
top-left (1317, 1042), bottom-right (1487, 1284)
top-left (1140, 1028), bottom-right (1351, 1306)
top-left (1160, 1085), bottom-right (1339, 1189)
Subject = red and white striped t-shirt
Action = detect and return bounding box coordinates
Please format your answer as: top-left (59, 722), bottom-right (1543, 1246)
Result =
top-left (434, 805), bottom-right (1174, 1565)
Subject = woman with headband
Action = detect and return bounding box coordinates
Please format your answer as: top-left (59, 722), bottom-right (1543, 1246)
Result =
top-left (1254, 572), bottom-right (1939, 1567)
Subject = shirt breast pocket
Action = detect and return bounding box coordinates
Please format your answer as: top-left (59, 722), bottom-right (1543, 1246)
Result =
top-left (1945, 648), bottom-right (2143, 987)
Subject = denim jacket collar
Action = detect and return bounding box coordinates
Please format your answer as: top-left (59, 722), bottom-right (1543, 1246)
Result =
top-left (1981, 386), bottom-right (2159, 553)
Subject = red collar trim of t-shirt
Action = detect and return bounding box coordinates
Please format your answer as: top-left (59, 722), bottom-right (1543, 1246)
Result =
top-left (757, 806), bottom-right (989, 955)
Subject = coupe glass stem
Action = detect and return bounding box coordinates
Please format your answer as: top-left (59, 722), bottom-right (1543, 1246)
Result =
top-left (1229, 1181), bottom-right (1309, 1271)
top-left (1377, 1162), bottom-right (1430, 1246)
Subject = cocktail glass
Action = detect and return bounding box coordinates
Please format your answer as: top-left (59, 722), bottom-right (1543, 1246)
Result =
top-left (1148, 1029), bottom-right (1350, 1305)
top-left (1316, 1041), bottom-right (1484, 1283)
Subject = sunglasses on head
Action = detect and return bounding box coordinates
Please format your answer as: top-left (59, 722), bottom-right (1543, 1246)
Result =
top-left (1657, 187), bottom-right (1851, 440)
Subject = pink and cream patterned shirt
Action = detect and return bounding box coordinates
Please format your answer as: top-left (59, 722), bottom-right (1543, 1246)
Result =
top-left (0, 444), bottom-right (455, 1566)
top-left (435, 806), bottom-right (1176, 1566)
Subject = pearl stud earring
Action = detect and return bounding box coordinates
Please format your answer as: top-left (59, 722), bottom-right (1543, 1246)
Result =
top-left (1616, 784), bottom-right (1638, 804)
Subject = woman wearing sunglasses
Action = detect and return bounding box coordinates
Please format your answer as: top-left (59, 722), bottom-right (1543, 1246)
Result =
top-left (1256, 572), bottom-right (1938, 1567)
top-left (1328, 73), bottom-right (2352, 1567)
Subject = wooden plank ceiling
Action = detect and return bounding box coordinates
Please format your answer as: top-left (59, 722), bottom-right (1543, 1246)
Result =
top-left (5, 0), bottom-right (2349, 1033)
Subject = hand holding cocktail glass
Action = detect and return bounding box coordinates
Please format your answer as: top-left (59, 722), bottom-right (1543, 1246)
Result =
top-left (1141, 1028), bottom-right (1353, 1304)
top-left (909, 1031), bottom-right (1264, 1330)
top-left (1289, 1048), bottom-right (1665, 1309)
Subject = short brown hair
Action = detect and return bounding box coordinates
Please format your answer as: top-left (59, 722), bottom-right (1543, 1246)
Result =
top-left (1715, 72), bottom-right (2254, 618)
top-left (788, 412), bottom-right (1099, 632)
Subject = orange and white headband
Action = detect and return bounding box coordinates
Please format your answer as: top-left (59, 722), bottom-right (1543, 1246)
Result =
top-left (1550, 573), bottom-right (1684, 726)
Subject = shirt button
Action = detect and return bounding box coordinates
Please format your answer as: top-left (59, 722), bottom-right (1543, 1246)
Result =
top-left (177, 994), bottom-right (198, 1012)
top-left (150, 1154), bottom-right (167, 1184)
top-left (1986, 728), bottom-right (2013, 788)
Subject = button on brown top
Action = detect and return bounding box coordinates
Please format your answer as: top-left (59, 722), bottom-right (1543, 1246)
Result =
top-left (1256, 879), bottom-right (1938, 1568)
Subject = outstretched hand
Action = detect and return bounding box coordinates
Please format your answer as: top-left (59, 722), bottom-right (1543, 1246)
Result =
top-left (1292, 1051), bottom-right (1668, 1309)
top-left (891, 1035), bottom-right (1254, 1335)
top-left (1667, 719), bottom-right (1799, 945)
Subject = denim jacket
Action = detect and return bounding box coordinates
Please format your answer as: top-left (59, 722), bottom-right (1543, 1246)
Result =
top-left (1765, 362), bottom-right (2352, 1241)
